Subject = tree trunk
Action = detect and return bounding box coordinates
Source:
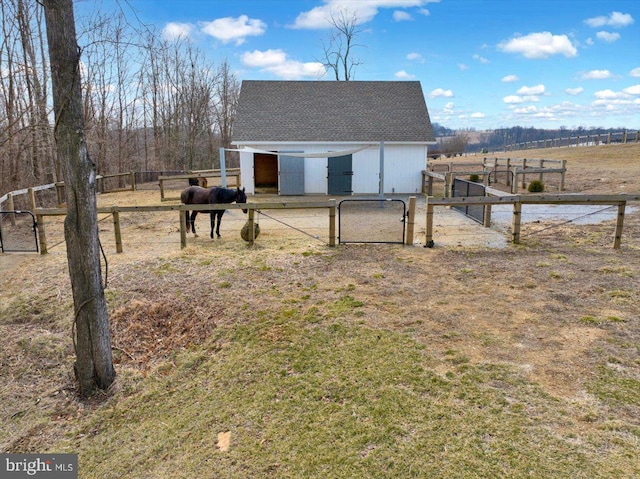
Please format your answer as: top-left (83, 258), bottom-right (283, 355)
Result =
top-left (43, 0), bottom-right (115, 396)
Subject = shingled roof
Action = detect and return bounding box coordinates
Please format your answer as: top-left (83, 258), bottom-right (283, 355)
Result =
top-left (233, 80), bottom-right (435, 143)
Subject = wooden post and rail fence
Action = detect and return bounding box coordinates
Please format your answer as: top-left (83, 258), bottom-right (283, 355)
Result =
top-left (423, 158), bottom-right (567, 196)
top-left (424, 194), bottom-right (638, 250)
top-left (158, 168), bottom-right (241, 201)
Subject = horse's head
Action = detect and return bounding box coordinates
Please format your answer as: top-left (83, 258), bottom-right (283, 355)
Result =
top-left (237, 187), bottom-right (248, 214)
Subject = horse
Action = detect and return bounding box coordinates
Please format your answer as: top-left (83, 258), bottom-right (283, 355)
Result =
top-left (188, 177), bottom-right (208, 188)
top-left (180, 186), bottom-right (247, 238)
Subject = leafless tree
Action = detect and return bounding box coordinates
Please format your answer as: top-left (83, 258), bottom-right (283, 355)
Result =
top-left (320, 10), bottom-right (364, 81)
top-left (43, 0), bottom-right (116, 397)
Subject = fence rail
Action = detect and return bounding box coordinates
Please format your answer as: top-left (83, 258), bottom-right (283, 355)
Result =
top-left (503, 130), bottom-right (639, 151)
top-left (424, 194), bottom-right (639, 249)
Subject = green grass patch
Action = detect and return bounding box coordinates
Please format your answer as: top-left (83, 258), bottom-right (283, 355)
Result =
top-left (47, 313), bottom-right (640, 478)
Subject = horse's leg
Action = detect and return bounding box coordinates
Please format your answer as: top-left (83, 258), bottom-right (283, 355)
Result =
top-left (210, 211), bottom-right (215, 239)
top-left (185, 210), bottom-right (191, 233)
top-left (191, 211), bottom-right (199, 237)
top-left (215, 210), bottom-right (225, 238)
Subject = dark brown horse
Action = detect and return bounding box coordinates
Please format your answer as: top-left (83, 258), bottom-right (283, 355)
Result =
top-left (180, 186), bottom-right (247, 238)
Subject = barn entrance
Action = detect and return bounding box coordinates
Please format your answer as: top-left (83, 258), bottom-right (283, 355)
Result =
top-left (254, 153), bottom-right (278, 193)
top-left (328, 154), bottom-right (353, 195)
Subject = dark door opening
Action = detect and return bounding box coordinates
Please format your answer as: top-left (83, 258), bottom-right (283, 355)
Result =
top-left (254, 153), bottom-right (278, 193)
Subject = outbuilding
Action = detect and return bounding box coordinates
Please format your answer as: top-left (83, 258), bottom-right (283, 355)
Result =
top-left (232, 80), bottom-right (435, 195)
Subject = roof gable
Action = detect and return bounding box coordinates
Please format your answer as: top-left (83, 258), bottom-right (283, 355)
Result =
top-left (233, 81), bottom-right (435, 143)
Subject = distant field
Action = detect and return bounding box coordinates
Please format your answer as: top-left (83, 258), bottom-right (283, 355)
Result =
top-left (440, 142), bottom-right (640, 194)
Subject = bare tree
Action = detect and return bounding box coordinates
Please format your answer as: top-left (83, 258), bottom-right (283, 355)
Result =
top-left (320, 10), bottom-right (364, 81)
top-left (43, 0), bottom-right (116, 397)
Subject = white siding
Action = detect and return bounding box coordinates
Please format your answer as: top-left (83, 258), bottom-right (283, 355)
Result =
top-left (235, 142), bottom-right (427, 195)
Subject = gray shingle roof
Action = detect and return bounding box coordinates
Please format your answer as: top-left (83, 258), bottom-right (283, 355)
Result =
top-left (233, 80), bottom-right (435, 143)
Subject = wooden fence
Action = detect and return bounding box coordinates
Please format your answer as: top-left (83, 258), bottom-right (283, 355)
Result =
top-left (504, 130), bottom-right (639, 151)
top-left (423, 158), bottom-right (567, 196)
top-left (424, 194), bottom-right (639, 249)
top-left (0, 172), bottom-right (135, 222)
top-left (158, 168), bottom-right (241, 201)
top-left (33, 201), bottom-right (339, 254)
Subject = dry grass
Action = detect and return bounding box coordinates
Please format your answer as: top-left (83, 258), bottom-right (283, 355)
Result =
top-left (1, 143), bottom-right (639, 477)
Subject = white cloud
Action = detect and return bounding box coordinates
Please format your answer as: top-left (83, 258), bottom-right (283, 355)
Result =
top-left (395, 70), bottom-right (415, 79)
top-left (444, 102), bottom-right (454, 110)
top-left (498, 32), bottom-right (577, 59)
top-left (623, 84), bottom-right (640, 95)
top-left (457, 63), bottom-right (469, 71)
top-left (594, 89), bottom-right (618, 99)
top-left (581, 69), bottom-right (613, 80)
top-left (585, 11), bottom-right (634, 28)
top-left (629, 67), bottom-right (640, 78)
top-left (292, 0), bottom-right (439, 29)
top-left (406, 52), bottom-right (423, 61)
top-left (565, 87), bottom-right (584, 96)
top-left (470, 112), bottom-right (485, 118)
top-left (200, 15), bottom-right (266, 45)
top-left (472, 54), bottom-right (489, 64)
top-left (502, 75), bottom-right (519, 83)
top-left (517, 84), bottom-right (545, 95)
top-left (503, 95), bottom-right (524, 104)
top-left (241, 49), bottom-right (325, 79)
top-left (162, 22), bottom-right (194, 41)
top-left (596, 31), bottom-right (620, 43)
top-left (429, 88), bottom-right (454, 98)
top-left (393, 11), bottom-right (413, 21)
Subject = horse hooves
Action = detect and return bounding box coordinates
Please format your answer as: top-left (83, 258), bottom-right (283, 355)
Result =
top-left (194, 233), bottom-right (199, 238)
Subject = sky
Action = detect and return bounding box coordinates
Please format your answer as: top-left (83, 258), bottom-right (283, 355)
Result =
top-left (77, 0), bottom-right (640, 131)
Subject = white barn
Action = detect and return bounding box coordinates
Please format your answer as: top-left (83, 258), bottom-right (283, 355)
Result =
top-left (232, 80), bottom-right (435, 196)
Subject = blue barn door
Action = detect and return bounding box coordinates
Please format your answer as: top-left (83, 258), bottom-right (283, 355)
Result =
top-left (279, 153), bottom-right (304, 195)
top-left (328, 154), bottom-right (353, 195)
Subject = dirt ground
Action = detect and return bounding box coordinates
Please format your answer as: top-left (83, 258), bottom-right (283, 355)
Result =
top-left (1, 144), bottom-right (639, 454)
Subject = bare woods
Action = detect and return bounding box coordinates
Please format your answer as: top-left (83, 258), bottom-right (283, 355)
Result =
top-left (1, 0), bottom-right (239, 195)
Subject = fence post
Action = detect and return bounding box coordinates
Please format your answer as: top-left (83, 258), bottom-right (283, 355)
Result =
top-left (160, 178), bottom-right (166, 201)
top-left (506, 158), bottom-right (511, 186)
top-left (7, 193), bottom-right (16, 226)
top-left (36, 214), bottom-right (47, 254)
top-left (445, 172), bottom-right (453, 198)
top-left (112, 207), bottom-right (123, 253)
top-left (180, 209), bottom-right (187, 248)
top-left (511, 168), bottom-right (518, 194)
top-left (511, 201), bottom-right (522, 244)
top-left (539, 160), bottom-right (544, 182)
top-left (247, 209), bottom-right (255, 245)
top-left (56, 182), bottom-right (65, 205)
top-left (405, 196), bottom-right (416, 246)
top-left (521, 159), bottom-right (527, 190)
top-left (328, 199), bottom-right (336, 247)
top-left (28, 188), bottom-right (37, 211)
top-left (614, 201), bottom-right (626, 249)
top-left (424, 197), bottom-right (434, 248)
top-left (129, 172), bottom-right (136, 191)
top-left (560, 160), bottom-right (566, 191)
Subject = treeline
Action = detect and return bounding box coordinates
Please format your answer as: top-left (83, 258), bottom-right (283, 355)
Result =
top-left (0, 0), bottom-right (239, 195)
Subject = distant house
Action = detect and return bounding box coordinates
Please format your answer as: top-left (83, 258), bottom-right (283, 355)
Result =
top-left (232, 80), bottom-right (435, 195)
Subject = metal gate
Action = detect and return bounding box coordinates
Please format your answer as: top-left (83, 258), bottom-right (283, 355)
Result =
top-left (452, 179), bottom-right (485, 224)
top-left (0, 210), bottom-right (39, 253)
top-left (338, 198), bottom-right (406, 244)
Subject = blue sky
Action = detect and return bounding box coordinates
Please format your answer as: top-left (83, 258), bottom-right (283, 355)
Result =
top-left (78, 0), bottom-right (639, 130)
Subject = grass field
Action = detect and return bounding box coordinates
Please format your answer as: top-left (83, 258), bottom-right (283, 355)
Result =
top-left (1, 143), bottom-right (639, 478)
